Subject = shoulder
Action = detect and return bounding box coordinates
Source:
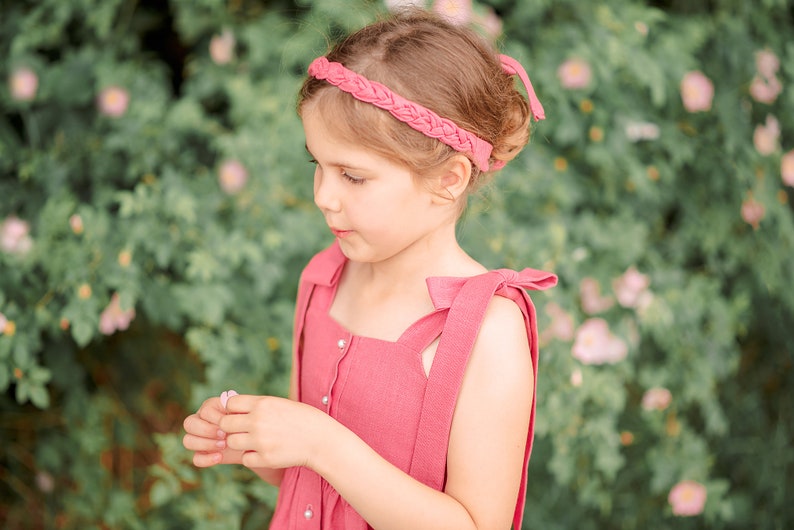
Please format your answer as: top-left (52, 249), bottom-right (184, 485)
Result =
top-left (451, 276), bottom-right (534, 399)
top-left (472, 295), bottom-right (532, 380)
top-left (456, 269), bottom-right (534, 362)
top-left (480, 294), bottom-right (528, 339)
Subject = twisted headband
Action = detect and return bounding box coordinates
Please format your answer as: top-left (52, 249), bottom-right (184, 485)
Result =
top-left (307, 54), bottom-right (545, 172)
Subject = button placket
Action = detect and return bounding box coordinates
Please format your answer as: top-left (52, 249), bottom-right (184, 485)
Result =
top-left (324, 334), bottom-right (350, 413)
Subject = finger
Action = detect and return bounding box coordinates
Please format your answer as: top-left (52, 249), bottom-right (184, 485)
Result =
top-left (224, 394), bottom-right (264, 414)
top-left (197, 397), bottom-right (226, 425)
top-left (218, 411), bottom-right (254, 435)
top-left (225, 432), bottom-right (257, 452)
top-left (192, 451), bottom-right (223, 468)
top-left (183, 414), bottom-right (227, 439)
top-left (183, 433), bottom-right (227, 453)
top-left (241, 450), bottom-right (271, 469)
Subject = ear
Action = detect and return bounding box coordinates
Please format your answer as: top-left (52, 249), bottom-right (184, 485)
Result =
top-left (430, 155), bottom-right (472, 205)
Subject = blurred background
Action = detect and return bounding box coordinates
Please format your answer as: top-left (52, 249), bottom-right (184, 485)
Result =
top-left (1, 0), bottom-right (792, 528)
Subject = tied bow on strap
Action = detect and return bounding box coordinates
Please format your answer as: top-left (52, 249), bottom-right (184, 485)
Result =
top-left (426, 268), bottom-right (558, 310)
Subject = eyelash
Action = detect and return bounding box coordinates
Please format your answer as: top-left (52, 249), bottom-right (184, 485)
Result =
top-left (341, 171), bottom-right (365, 185)
top-left (309, 159), bottom-right (365, 185)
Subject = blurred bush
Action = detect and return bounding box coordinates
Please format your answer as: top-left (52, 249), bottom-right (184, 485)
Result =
top-left (1, 0), bottom-right (792, 528)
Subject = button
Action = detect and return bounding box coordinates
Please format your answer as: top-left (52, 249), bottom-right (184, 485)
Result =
top-left (321, 395), bottom-right (329, 405)
top-left (337, 338), bottom-right (346, 349)
top-left (304, 506), bottom-right (314, 519)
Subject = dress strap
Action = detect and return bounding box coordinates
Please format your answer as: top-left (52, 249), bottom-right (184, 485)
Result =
top-left (396, 309), bottom-right (447, 354)
top-left (408, 271), bottom-right (510, 485)
top-left (408, 268), bottom-right (556, 530)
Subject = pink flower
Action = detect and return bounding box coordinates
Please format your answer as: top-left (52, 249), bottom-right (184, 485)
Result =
top-left (755, 49), bottom-right (780, 80)
top-left (753, 115), bottom-right (780, 155)
top-left (219, 389), bottom-right (239, 409)
top-left (98, 86), bottom-right (130, 118)
top-left (613, 266), bottom-right (651, 308)
top-left (668, 480), bottom-right (707, 516)
top-left (557, 58), bottom-right (592, 90)
top-left (680, 71), bottom-right (714, 112)
top-left (209, 30), bottom-right (235, 65)
top-left (69, 214), bottom-right (84, 235)
top-left (384, 0), bottom-right (425, 12)
top-left (0, 313), bottom-right (7, 333)
top-left (625, 121), bottom-right (660, 142)
top-left (218, 159), bottom-right (249, 195)
top-left (741, 194), bottom-right (765, 229)
top-left (642, 387), bottom-right (672, 411)
top-left (98, 293), bottom-right (136, 335)
top-left (572, 318), bottom-right (628, 365)
top-left (35, 471), bottom-right (55, 493)
top-left (570, 368), bottom-right (583, 387)
top-left (579, 277), bottom-right (614, 314)
top-left (433, 0), bottom-right (473, 26)
top-left (749, 75), bottom-right (782, 104)
top-left (782, 149), bottom-right (794, 187)
top-left (9, 67), bottom-right (38, 101)
top-left (542, 302), bottom-right (575, 342)
top-left (0, 216), bottom-right (33, 255)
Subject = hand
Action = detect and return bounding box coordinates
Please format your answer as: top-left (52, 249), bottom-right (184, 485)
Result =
top-left (219, 394), bottom-right (330, 471)
top-left (182, 396), bottom-right (245, 467)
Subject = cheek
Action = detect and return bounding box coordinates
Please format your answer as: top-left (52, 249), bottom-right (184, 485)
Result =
top-left (363, 193), bottom-right (418, 228)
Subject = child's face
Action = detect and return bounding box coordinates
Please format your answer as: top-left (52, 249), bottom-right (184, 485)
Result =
top-left (302, 107), bottom-right (452, 264)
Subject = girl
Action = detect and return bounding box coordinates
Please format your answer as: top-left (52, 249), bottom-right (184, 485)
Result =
top-left (183, 9), bottom-right (556, 530)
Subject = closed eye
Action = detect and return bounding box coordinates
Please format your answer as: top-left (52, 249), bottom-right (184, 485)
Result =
top-left (341, 169), bottom-right (365, 185)
top-left (306, 148), bottom-right (365, 185)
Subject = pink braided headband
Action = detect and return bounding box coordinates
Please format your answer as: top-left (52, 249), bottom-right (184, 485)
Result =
top-left (307, 55), bottom-right (545, 172)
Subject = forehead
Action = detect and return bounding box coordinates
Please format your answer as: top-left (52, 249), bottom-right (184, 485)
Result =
top-left (302, 91), bottom-right (409, 156)
top-left (302, 105), bottom-right (409, 175)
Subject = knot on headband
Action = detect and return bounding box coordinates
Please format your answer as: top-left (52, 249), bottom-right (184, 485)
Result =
top-left (308, 54), bottom-right (545, 172)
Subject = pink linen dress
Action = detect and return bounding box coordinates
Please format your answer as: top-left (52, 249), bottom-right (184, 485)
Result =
top-left (269, 242), bottom-right (556, 530)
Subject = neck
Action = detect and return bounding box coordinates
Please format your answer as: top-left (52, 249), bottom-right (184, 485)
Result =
top-left (347, 222), bottom-right (482, 296)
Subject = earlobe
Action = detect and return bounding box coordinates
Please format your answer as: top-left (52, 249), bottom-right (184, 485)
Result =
top-left (432, 155), bottom-right (473, 205)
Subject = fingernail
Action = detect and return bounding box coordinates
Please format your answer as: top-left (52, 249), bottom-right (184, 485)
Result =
top-left (217, 429), bottom-right (226, 438)
top-left (213, 453), bottom-right (222, 463)
top-left (216, 440), bottom-right (226, 448)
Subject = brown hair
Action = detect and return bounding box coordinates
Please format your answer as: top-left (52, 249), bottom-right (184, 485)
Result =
top-left (298, 10), bottom-right (533, 194)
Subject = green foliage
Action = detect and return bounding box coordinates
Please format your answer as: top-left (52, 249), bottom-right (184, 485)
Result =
top-left (1, 0), bottom-right (792, 528)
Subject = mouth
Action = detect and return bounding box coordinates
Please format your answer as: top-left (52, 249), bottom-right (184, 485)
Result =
top-left (330, 227), bottom-right (353, 239)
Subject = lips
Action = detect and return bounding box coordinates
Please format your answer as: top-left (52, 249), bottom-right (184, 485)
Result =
top-left (330, 228), bottom-right (352, 239)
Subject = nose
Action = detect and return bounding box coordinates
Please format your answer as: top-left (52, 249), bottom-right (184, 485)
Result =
top-left (313, 166), bottom-right (341, 213)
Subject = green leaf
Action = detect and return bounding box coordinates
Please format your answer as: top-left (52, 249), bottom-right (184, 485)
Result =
top-left (71, 319), bottom-right (95, 347)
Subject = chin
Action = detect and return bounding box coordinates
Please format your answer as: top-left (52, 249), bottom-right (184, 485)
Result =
top-left (336, 239), bottom-right (389, 264)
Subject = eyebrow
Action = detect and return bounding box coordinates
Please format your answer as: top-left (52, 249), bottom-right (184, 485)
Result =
top-left (304, 144), bottom-right (366, 171)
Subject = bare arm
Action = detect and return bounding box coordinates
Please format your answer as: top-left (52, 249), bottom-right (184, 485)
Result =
top-left (222, 296), bottom-right (533, 530)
